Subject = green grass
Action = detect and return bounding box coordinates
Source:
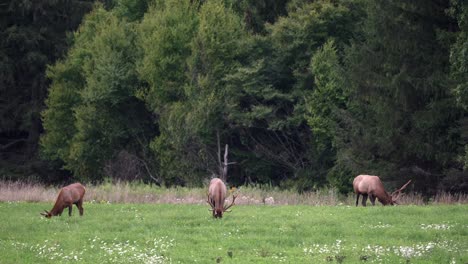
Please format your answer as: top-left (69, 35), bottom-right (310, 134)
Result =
top-left (0, 203), bottom-right (466, 263)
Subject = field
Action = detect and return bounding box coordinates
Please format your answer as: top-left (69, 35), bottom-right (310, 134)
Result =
top-left (0, 201), bottom-right (466, 264)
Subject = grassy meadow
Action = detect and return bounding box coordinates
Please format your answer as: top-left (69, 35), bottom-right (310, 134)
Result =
top-left (0, 201), bottom-right (466, 264)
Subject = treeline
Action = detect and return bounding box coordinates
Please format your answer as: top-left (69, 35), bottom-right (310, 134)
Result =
top-left (0, 0), bottom-right (95, 181)
top-left (2, 0), bottom-right (468, 194)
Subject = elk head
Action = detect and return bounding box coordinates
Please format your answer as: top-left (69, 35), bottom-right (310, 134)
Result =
top-left (207, 193), bottom-right (238, 218)
top-left (389, 180), bottom-right (412, 205)
top-left (40, 210), bottom-right (52, 218)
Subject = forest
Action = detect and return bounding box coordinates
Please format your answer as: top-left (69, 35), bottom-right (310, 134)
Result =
top-left (1, 0), bottom-right (467, 195)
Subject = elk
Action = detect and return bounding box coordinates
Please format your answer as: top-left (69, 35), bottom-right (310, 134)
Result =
top-left (207, 178), bottom-right (237, 218)
top-left (353, 175), bottom-right (411, 206)
top-left (40, 183), bottom-right (86, 218)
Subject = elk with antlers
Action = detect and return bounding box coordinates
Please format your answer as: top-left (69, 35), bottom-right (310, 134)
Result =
top-left (41, 183), bottom-right (86, 218)
top-left (207, 178), bottom-right (237, 218)
top-left (353, 175), bottom-right (411, 206)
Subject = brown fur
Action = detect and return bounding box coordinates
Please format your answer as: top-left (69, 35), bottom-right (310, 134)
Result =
top-left (353, 175), bottom-right (411, 206)
top-left (41, 183), bottom-right (86, 218)
top-left (208, 178), bottom-right (227, 218)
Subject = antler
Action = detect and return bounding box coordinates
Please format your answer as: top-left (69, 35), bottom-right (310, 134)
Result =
top-left (206, 193), bottom-right (215, 211)
top-left (391, 180), bottom-right (412, 201)
top-left (223, 194), bottom-right (238, 212)
top-left (40, 210), bottom-right (49, 216)
top-left (396, 180), bottom-right (412, 192)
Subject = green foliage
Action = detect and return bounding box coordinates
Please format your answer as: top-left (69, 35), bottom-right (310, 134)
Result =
top-left (41, 6), bottom-right (112, 165)
top-left (112, 0), bottom-right (150, 21)
top-left (1, 203), bottom-right (467, 263)
top-left (137, 1), bottom-right (201, 185)
top-left (228, 0), bottom-right (288, 33)
top-left (305, 40), bottom-right (354, 192)
top-left (138, 0), bottom-right (198, 110)
top-left (0, 0), bottom-right (93, 181)
top-left (307, 40), bottom-right (347, 151)
top-left (13, 0), bottom-right (468, 193)
top-left (448, 0), bottom-right (468, 169)
top-left (187, 0), bottom-right (248, 124)
top-left (233, 0), bottom-right (364, 189)
top-left (139, 0), bottom-right (251, 185)
top-left (449, 0), bottom-right (468, 109)
top-left (42, 5), bottom-right (154, 181)
top-left (267, 0), bottom-right (363, 91)
top-left (339, 0), bottom-right (463, 193)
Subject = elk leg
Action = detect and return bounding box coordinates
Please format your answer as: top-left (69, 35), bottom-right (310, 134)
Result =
top-left (68, 205), bottom-right (73, 216)
top-left (369, 195), bottom-right (376, 206)
top-left (361, 194), bottom-right (368, 207)
top-left (356, 193), bottom-right (360, 207)
top-left (77, 200), bottom-right (84, 216)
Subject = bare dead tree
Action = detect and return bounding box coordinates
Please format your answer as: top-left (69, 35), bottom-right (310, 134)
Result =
top-left (216, 130), bottom-right (236, 181)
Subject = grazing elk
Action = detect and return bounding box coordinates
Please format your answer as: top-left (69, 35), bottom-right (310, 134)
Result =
top-left (353, 175), bottom-right (411, 206)
top-left (207, 178), bottom-right (237, 218)
top-left (40, 183), bottom-right (86, 218)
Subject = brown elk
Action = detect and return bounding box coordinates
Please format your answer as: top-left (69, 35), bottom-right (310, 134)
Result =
top-left (207, 178), bottom-right (237, 218)
top-left (40, 183), bottom-right (86, 218)
top-left (353, 175), bottom-right (411, 206)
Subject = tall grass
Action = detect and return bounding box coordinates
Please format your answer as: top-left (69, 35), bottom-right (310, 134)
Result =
top-left (0, 180), bottom-right (466, 205)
